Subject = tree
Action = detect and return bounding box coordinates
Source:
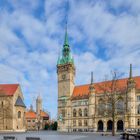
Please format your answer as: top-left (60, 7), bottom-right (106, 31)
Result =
top-left (52, 121), bottom-right (58, 130)
top-left (97, 71), bottom-right (127, 136)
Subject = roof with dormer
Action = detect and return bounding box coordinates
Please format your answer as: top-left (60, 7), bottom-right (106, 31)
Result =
top-left (71, 76), bottom-right (140, 100)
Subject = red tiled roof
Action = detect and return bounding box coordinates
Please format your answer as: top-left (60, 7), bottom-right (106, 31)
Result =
top-left (72, 76), bottom-right (140, 100)
top-left (25, 110), bottom-right (49, 119)
top-left (25, 111), bottom-right (37, 119)
top-left (40, 111), bottom-right (49, 118)
top-left (0, 84), bottom-right (19, 96)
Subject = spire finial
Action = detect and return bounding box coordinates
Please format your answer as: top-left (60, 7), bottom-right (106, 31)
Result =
top-left (91, 72), bottom-right (93, 84)
top-left (64, 0), bottom-right (69, 46)
top-left (64, 22), bottom-right (68, 46)
top-left (129, 64), bottom-right (132, 79)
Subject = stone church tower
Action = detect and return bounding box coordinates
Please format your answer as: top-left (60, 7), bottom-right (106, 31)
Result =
top-left (36, 95), bottom-right (42, 115)
top-left (57, 27), bottom-right (75, 131)
top-left (125, 64), bottom-right (136, 129)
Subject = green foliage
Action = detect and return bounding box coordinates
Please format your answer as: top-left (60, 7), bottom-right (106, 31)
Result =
top-left (44, 121), bottom-right (58, 131)
top-left (51, 121), bottom-right (58, 130)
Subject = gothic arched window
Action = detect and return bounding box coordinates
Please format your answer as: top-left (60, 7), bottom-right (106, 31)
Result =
top-left (79, 109), bottom-right (82, 117)
top-left (1, 101), bottom-right (3, 107)
top-left (73, 120), bottom-right (76, 126)
top-left (116, 99), bottom-right (124, 114)
top-left (84, 120), bottom-right (88, 126)
top-left (18, 111), bottom-right (21, 118)
top-left (73, 109), bottom-right (76, 117)
top-left (138, 119), bottom-right (140, 126)
top-left (62, 109), bottom-right (65, 117)
top-left (78, 120), bottom-right (82, 126)
top-left (84, 108), bottom-right (88, 117)
top-left (138, 104), bottom-right (140, 114)
top-left (98, 98), bottom-right (105, 115)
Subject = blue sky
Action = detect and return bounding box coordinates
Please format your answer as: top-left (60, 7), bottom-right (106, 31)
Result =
top-left (0, 0), bottom-right (140, 119)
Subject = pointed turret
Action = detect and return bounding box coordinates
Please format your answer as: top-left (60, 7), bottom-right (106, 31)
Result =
top-left (129, 64), bottom-right (132, 79)
top-left (127, 64), bottom-right (135, 89)
top-left (91, 71), bottom-right (93, 84)
top-left (89, 72), bottom-right (94, 91)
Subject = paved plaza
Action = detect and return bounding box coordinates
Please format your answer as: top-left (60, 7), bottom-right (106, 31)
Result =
top-left (0, 131), bottom-right (121, 140)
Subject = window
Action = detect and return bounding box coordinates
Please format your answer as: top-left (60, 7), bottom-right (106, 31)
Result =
top-left (116, 99), bottom-right (124, 114)
top-left (79, 109), bottom-right (82, 117)
top-left (78, 120), bottom-right (82, 126)
top-left (73, 109), bottom-right (76, 117)
top-left (138, 119), bottom-right (140, 126)
top-left (62, 100), bottom-right (66, 106)
top-left (84, 120), bottom-right (88, 126)
top-left (1, 101), bottom-right (3, 107)
top-left (27, 120), bottom-right (31, 122)
top-left (84, 108), bottom-right (88, 117)
top-left (62, 109), bottom-right (65, 118)
top-left (62, 74), bottom-right (66, 80)
top-left (137, 96), bottom-right (140, 102)
top-left (73, 120), bottom-right (76, 126)
top-left (32, 120), bottom-right (35, 122)
top-left (138, 104), bottom-right (140, 114)
top-left (98, 98), bottom-right (105, 115)
top-left (18, 111), bottom-right (21, 118)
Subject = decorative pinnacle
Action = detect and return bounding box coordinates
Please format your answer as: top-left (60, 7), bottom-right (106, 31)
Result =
top-left (91, 72), bottom-right (93, 84)
top-left (129, 64), bottom-right (132, 79)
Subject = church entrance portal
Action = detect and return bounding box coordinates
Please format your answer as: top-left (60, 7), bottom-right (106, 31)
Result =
top-left (117, 120), bottom-right (123, 131)
top-left (98, 120), bottom-right (103, 131)
top-left (107, 120), bottom-right (113, 131)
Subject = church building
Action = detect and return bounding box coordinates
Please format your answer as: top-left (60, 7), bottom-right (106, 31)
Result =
top-left (57, 29), bottom-right (140, 132)
top-left (0, 84), bottom-right (26, 131)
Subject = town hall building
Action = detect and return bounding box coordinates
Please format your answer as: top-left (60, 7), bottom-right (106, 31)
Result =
top-left (57, 29), bottom-right (140, 132)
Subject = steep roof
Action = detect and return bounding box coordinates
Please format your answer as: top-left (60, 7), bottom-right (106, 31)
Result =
top-left (15, 96), bottom-right (26, 108)
top-left (40, 111), bottom-right (49, 118)
top-left (25, 110), bottom-right (49, 119)
top-left (25, 111), bottom-right (37, 119)
top-left (0, 84), bottom-right (19, 96)
top-left (72, 76), bottom-right (140, 100)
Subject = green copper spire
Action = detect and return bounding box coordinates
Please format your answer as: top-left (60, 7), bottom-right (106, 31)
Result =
top-left (57, 24), bottom-right (74, 66)
top-left (64, 24), bottom-right (69, 46)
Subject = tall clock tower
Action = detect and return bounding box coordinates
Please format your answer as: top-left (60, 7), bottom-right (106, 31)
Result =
top-left (57, 27), bottom-right (75, 131)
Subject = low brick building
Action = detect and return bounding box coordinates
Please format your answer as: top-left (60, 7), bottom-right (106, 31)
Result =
top-left (25, 97), bottom-right (49, 130)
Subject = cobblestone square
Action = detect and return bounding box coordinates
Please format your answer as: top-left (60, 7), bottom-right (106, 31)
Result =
top-left (0, 131), bottom-right (120, 140)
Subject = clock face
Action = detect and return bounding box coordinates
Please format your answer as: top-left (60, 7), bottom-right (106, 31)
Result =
top-left (62, 74), bottom-right (66, 80)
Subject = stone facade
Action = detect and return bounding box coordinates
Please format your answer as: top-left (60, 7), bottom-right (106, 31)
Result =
top-left (57, 30), bottom-right (140, 132)
top-left (0, 84), bottom-right (26, 131)
top-left (25, 97), bottom-right (49, 130)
